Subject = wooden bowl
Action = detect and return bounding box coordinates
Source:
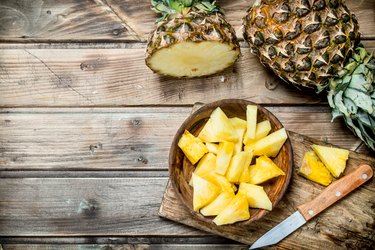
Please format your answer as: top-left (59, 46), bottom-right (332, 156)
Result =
top-left (169, 99), bottom-right (293, 225)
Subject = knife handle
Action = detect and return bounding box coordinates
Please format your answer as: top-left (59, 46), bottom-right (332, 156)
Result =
top-left (297, 164), bottom-right (373, 221)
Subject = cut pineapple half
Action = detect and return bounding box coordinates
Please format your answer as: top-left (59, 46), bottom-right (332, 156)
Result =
top-left (192, 173), bottom-right (221, 211)
top-left (147, 41), bottom-right (239, 77)
top-left (248, 155), bottom-right (285, 184)
top-left (311, 145), bottom-right (349, 178)
top-left (238, 183), bottom-right (272, 211)
top-left (200, 191), bottom-right (235, 216)
top-left (178, 130), bottom-right (208, 165)
top-left (299, 151), bottom-right (333, 186)
top-left (213, 193), bottom-right (250, 225)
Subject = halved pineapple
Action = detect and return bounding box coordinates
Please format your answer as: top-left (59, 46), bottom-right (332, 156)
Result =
top-left (226, 151), bottom-right (253, 183)
top-left (198, 108), bottom-right (238, 143)
top-left (192, 173), bottom-right (220, 211)
top-left (200, 191), bottom-right (235, 216)
top-left (245, 128), bottom-right (288, 157)
top-left (216, 141), bottom-right (235, 175)
top-left (311, 145), bottom-right (349, 178)
top-left (248, 155), bottom-right (285, 184)
top-left (299, 151), bottom-right (333, 186)
top-left (206, 142), bottom-right (219, 154)
top-left (178, 130), bottom-right (208, 164)
top-left (238, 183), bottom-right (272, 211)
top-left (230, 117), bottom-right (247, 154)
top-left (213, 193), bottom-right (250, 225)
top-left (243, 105), bottom-right (258, 143)
top-left (205, 172), bottom-right (235, 193)
top-left (243, 120), bottom-right (272, 146)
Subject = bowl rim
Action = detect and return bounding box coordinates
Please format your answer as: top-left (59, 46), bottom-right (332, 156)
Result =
top-left (168, 98), bottom-right (293, 224)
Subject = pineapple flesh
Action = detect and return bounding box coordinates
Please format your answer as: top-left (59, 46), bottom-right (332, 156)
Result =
top-left (243, 105), bottom-right (258, 143)
top-left (146, 1), bottom-right (240, 77)
top-left (243, 120), bottom-right (272, 145)
top-left (216, 142), bottom-right (235, 175)
top-left (238, 183), bottom-right (272, 211)
top-left (245, 128), bottom-right (288, 157)
top-left (194, 153), bottom-right (216, 178)
top-left (226, 151), bottom-right (253, 183)
top-left (230, 117), bottom-right (247, 154)
top-left (248, 155), bottom-right (285, 184)
top-left (299, 151), bottom-right (333, 186)
top-left (200, 191), bottom-right (235, 216)
top-left (192, 173), bottom-right (221, 211)
top-left (213, 193), bottom-right (250, 226)
top-left (178, 130), bottom-right (208, 164)
top-left (205, 142), bottom-right (219, 154)
top-left (311, 144), bottom-right (349, 178)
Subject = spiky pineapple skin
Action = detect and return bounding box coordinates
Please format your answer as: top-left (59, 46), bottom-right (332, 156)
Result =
top-left (243, 0), bottom-right (360, 88)
top-left (146, 11), bottom-right (240, 76)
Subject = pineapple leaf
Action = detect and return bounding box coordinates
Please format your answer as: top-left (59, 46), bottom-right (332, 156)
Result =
top-left (349, 74), bottom-right (368, 92)
top-left (343, 97), bottom-right (358, 115)
top-left (333, 91), bottom-right (350, 117)
top-left (344, 88), bottom-right (374, 114)
top-left (331, 109), bottom-right (343, 121)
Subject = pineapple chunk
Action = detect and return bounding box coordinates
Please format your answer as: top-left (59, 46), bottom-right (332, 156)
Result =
top-left (230, 117), bottom-right (247, 154)
top-left (205, 172), bottom-right (236, 193)
top-left (192, 173), bottom-right (220, 211)
top-left (238, 183), bottom-right (272, 211)
top-left (243, 120), bottom-right (272, 145)
top-left (198, 108), bottom-right (238, 143)
top-left (239, 164), bottom-right (254, 183)
top-left (216, 142), bottom-right (235, 175)
top-left (206, 142), bottom-right (219, 154)
top-left (299, 151), bottom-right (333, 186)
top-left (178, 130), bottom-right (208, 164)
top-left (311, 145), bottom-right (349, 178)
top-left (243, 105), bottom-right (258, 143)
top-left (245, 128), bottom-right (288, 157)
top-left (200, 191), bottom-right (235, 216)
top-left (194, 153), bottom-right (216, 178)
top-left (248, 155), bottom-right (285, 184)
top-left (213, 193), bottom-right (250, 225)
top-left (226, 151), bottom-right (253, 183)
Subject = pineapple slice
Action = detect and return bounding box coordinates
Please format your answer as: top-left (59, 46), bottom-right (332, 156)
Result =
top-left (216, 142), bottom-right (235, 175)
top-left (206, 142), bottom-right (219, 154)
top-left (210, 107), bottom-right (238, 142)
top-left (243, 105), bottom-right (258, 143)
top-left (238, 183), bottom-right (272, 211)
top-left (192, 173), bottom-right (220, 211)
top-left (245, 128), bottom-right (288, 157)
top-left (205, 172), bottom-right (236, 193)
top-left (178, 130), bottom-right (208, 164)
top-left (243, 120), bottom-right (272, 145)
top-left (194, 153), bottom-right (216, 178)
top-left (230, 117), bottom-right (247, 154)
top-left (200, 191), bottom-right (235, 216)
top-left (213, 193), bottom-right (250, 225)
top-left (198, 118), bottom-right (220, 143)
top-left (226, 151), bottom-right (253, 183)
top-left (248, 155), bottom-right (285, 184)
top-left (311, 145), bottom-right (349, 178)
top-left (299, 151), bottom-right (333, 186)
top-left (239, 164), bottom-right (254, 183)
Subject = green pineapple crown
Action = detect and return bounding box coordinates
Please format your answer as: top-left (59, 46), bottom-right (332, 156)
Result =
top-left (151, 0), bottom-right (223, 21)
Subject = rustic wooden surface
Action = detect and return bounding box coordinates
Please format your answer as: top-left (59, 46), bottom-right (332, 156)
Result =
top-left (159, 132), bottom-right (375, 248)
top-left (0, 0), bottom-right (375, 249)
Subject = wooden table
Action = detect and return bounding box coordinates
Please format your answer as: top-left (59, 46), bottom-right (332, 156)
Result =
top-left (0, 0), bottom-right (374, 249)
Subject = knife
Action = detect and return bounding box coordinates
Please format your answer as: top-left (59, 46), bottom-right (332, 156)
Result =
top-left (249, 164), bottom-right (373, 249)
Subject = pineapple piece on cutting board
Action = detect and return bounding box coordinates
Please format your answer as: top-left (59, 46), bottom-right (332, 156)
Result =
top-left (311, 144), bottom-right (349, 178)
top-left (299, 151), bottom-right (333, 186)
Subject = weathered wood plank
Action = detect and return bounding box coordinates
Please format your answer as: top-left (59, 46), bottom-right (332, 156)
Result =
top-left (2, 244), bottom-right (245, 250)
top-left (0, 0), bottom-right (139, 42)
top-left (0, 106), bottom-right (369, 171)
top-left (1, 0), bottom-right (374, 41)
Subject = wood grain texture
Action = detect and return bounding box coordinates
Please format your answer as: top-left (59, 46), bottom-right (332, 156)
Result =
top-left (0, 0), bottom-right (139, 42)
top-left (1, 0), bottom-right (373, 41)
top-left (159, 131), bottom-right (375, 249)
top-left (0, 106), bottom-right (370, 171)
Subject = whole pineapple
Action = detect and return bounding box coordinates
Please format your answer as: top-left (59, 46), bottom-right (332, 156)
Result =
top-left (243, 0), bottom-right (375, 151)
top-left (146, 0), bottom-right (240, 77)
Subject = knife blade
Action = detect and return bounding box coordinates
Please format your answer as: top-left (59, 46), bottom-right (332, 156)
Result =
top-left (249, 164), bottom-right (373, 249)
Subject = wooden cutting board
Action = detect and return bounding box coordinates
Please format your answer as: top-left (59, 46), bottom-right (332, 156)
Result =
top-left (158, 131), bottom-right (375, 247)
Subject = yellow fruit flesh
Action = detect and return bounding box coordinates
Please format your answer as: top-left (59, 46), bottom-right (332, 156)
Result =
top-left (299, 151), bottom-right (333, 186)
top-left (311, 145), bottom-right (349, 178)
top-left (238, 183), bottom-right (272, 210)
top-left (245, 128), bottom-right (288, 157)
top-left (213, 193), bottom-right (250, 225)
top-left (147, 41), bottom-right (239, 78)
top-left (248, 155), bottom-right (285, 184)
top-left (239, 164), bottom-right (253, 183)
top-left (198, 118), bottom-right (220, 142)
top-left (216, 141), bottom-right (235, 175)
top-left (178, 130), bottom-right (208, 165)
top-left (243, 120), bottom-right (272, 145)
top-left (205, 142), bottom-right (219, 154)
top-left (230, 117), bottom-right (247, 154)
top-left (209, 107), bottom-right (238, 142)
top-left (226, 151), bottom-right (253, 183)
top-left (205, 172), bottom-right (235, 193)
top-left (192, 173), bottom-right (220, 211)
top-left (194, 153), bottom-right (216, 178)
top-left (200, 191), bottom-right (235, 216)
top-left (243, 105), bottom-right (258, 143)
